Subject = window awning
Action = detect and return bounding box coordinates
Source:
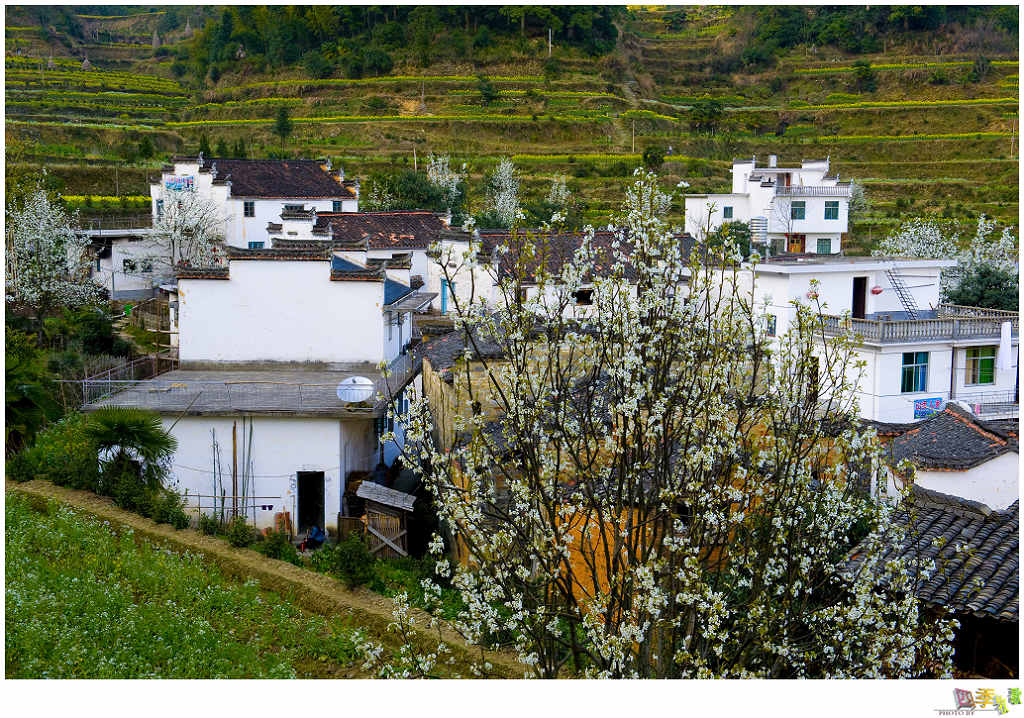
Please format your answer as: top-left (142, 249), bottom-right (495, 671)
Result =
top-left (385, 292), bottom-right (437, 313)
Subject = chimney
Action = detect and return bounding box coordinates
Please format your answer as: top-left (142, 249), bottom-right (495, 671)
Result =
top-left (768, 154), bottom-right (778, 168)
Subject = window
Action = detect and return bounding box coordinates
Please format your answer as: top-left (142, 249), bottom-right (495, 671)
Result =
top-left (333, 201), bottom-right (343, 213)
top-left (816, 237), bottom-right (831, 254)
top-left (723, 206), bottom-right (733, 219)
top-left (573, 289), bottom-right (594, 306)
top-left (824, 201), bottom-right (839, 220)
top-left (766, 314), bottom-right (777, 337)
top-left (155, 199), bottom-right (164, 218)
top-left (247, 241), bottom-right (264, 249)
top-left (243, 201), bottom-right (255, 217)
top-left (965, 346), bottom-right (996, 385)
top-left (790, 201), bottom-right (805, 220)
top-left (901, 352), bottom-right (928, 393)
top-left (283, 204), bottom-right (304, 212)
top-left (140, 259), bottom-right (153, 273)
top-left (123, 258), bottom-right (137, 273)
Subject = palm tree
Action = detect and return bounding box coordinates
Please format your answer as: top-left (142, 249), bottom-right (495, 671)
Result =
top-left (85, 408), bottom-right (177, 503)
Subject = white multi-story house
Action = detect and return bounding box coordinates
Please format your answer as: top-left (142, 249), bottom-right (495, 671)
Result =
top-left (150, 155), bottom-right (359, 249)
top-left (685, 155), bottom-right (850, 255)
top-left (86, 241), bottom-right (432, 535)
top-left (743, 254), bottom-right (1019, 423)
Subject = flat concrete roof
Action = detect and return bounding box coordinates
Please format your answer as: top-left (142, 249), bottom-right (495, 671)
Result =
top-left (83, 361), bottom-right (419, 418)
top-left (754, 256), bottom-right (956, 274)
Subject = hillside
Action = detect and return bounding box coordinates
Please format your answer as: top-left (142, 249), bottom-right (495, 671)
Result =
top-left (5, 5), bottom-right (1019, 250)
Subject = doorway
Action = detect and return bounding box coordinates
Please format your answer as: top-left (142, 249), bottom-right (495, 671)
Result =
top-left (852, 276), bottom-right (867, 319)
top-left (786, 233), bottom-right (806, 253)
top-left (297, 471), bottom-right (325, 532)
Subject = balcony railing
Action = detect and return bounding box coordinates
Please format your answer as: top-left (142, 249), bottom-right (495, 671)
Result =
top-left (774, 186), bottom-right (851, 197)
top-left (821, 310), bottom-right (1019, 344)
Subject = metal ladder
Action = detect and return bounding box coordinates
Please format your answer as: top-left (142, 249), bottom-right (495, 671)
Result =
top-left (885, 264), bottom-right (919, 320)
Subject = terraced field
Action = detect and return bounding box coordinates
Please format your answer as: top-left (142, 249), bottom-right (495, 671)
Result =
top-left (5, 6), bottom-right (1019, 243)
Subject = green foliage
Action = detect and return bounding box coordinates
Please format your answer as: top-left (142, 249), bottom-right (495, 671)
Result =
top-left (226, 516), bottom-right (256, 548)
top-left (6, 413), bottom-right (98, 489)
top-left (477, 74), bottom-right (498, 106)
top-left (302, 49), bottom-right (332, 80)
top-left (5, 492), bottom-right (363, 678)
top-left (690, 98), bottom-right (724, 135)
top-left (137, 136), bottom-right (155, 159)
top-left (273, 105), bottom-right (293, 144)
top-left (214, 137), bottom-right (229, 157)
top-left (198, 512), bottom-right (220, 536)
top-left (851, 61), bottom-right (878, 93)
top-left (232, 138), bottom-right (246, 158)
top-left (328, 533), bottom-right (376, 589)
top-left (966, 56), bottom-right (992, 84)
top-left (706, 221), bottom-right (753, 259)
top-left (255, 529), bottom-right (302, 565)
top-left (5, 327), bottom-right (61, 455)
top-left (85, 408), bottom-right (177, 492)
top-left (198, 133), bottom-right (211, 157)
top-left (642, 144), bottom-right (666, 170)
top-left (944, 264), bottom-right (1019, 311)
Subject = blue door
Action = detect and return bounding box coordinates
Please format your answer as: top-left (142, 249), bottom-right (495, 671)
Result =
top-left (441, 279), bottom-right (449, 314)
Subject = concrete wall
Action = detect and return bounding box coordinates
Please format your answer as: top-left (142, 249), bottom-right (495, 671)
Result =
top-left (93, 235), bottom-right (166, 299)
top-left (915, 453), bottom-right (1019, 511)
top-left (177, 260), bottom-right (387, 364)
top-left (161, 414), bottom-right (378, 531)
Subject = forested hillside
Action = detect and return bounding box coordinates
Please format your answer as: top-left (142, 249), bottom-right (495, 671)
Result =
top-left (5, 5), bottom-right (1019, 248)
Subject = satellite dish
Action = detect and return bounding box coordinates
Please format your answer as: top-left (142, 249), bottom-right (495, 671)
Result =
top-left (336, 376), bottom-right (375, 403)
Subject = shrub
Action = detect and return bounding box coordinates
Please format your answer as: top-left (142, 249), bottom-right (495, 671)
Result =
top-left (226, 516), bottom-right (255, 548)
top-left (331, 533), bottom-right (375, 589)
top-left (151, 487), bottom-right (190, 529)
top-left (256, 530), bottom-right (301, 566)
top-left (198, 512), bottom-right (220, 536)
top-left (8, 413), bottom-right (99, 490)
top-left (642, 144), bottom-right (666, 170)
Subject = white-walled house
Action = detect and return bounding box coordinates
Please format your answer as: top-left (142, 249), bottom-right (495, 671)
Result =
top-left (266, 210), bottom-right (446, 310)
top-left (740, 254), bottom-right (1019, 423)
top-left (87, 229), bottom-right (166, 300)
top-left (874, 404), bottom-right (1019, 511)
top-left (685, 155), bottom-right (850, 255)
top-left (150, 156), bottom-right (358, 249)
top-left (86, 243), bottom-right (431, 535)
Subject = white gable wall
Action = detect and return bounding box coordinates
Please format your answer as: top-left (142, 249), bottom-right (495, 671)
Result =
top-left (177, 260), bottom-right (386, 364)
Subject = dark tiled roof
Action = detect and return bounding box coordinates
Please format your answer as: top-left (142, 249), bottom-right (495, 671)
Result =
top-left (330, 255), bottom-right (385, 282)
top-left (227, 246), bottom-right (329, 261)
top-left (422, 328), bottom-right (505, 380)
top-left (313, 211), bottom-right (446, 250)
top-left (848, 487), bottom-right (1018, 622)
top-left (871, 404), bottom-right (1018, 470)
top-left (176, 265), bottom-right (229, 280)
top-left (442, 228), bottom-right (695, 284)
top-left (198, 158), bottom-right (355, 199)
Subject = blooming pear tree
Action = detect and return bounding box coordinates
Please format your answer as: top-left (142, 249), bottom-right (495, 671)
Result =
top-left (873, 216), bottom-right (1018, 300)
top-left (426, 153), bottom-right (466, 217)
top-left (371, 171), bottom-right (957, 678)
top-left (150, 187), bottom-right (226, 270)
top-left (483, 157), bottom-right (521, 228)
top-left (6, 183), bottom-right (101, 319)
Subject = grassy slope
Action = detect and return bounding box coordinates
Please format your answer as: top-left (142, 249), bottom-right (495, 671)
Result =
top-left (5, 6), bottom-right (1019, 247)
top-left (5, 491), bottom-right (366, 678)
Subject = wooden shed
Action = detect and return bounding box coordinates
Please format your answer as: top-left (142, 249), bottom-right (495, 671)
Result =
top-left (356, 481), bottom-right (417, 559)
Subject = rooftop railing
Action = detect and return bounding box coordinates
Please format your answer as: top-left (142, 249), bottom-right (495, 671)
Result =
top-left (774, 186), bottom-right (851, 197)
top-left (821, 306), bottom-right (1019, 344)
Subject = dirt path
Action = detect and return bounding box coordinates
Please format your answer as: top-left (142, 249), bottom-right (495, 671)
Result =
top-left (6, 479), bottom-right (522, 678)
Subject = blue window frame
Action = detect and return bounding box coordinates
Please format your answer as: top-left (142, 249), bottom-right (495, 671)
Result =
top-left (790, 201), bottom-right (806, 220)
top-left (816, 238), bottom-right (831, 254)
top-left (441, 279), bottom-right (450, 314)
top-left (723, 206), bottom-right (733, 219)
top-left (824, 201), bottom-right (839, 220)
top-left (243, 201), bottom-right (255, 217)
top-left (901, 352), bottom-right (928, 393)
top-left (248, 241), bottom-right (264, 249)
top-left (333, 201), bottom-right (343, 212)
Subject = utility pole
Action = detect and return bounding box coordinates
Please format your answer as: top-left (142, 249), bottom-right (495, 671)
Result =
top-left (1011, 118), bottom-right (1017, 160)
top-left (232, 420), bottom-right (238, 518)
top-left (413, 145), bottom-right (417, 171)
top-left (548, 28), bottom-right (552, 57)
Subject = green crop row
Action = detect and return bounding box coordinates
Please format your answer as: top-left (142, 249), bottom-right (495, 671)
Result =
top-left (167, 113), bottom-right (613, 127)
top-left (794, 59), bottom-right (1018, 74)
top-left (76, 10), bottom-right (165, 18)
top-left (445, 89), bottom-right (618, 98)
top-left (7, 119), bottom-right (169, 131)
top-left (236, 74), bottom-right (545, 91)
top-left (7, 88), bottom-right (188, 106)
top-left (6, 69), bottom-right (183, 92)
top-left (6, 55), bottom-right (80, 68)
top-left (188, 97), bottom-right (304, 113)
top-left (6, 100), bottom-right (172, 115)
top-left (826, 131), bottom-right (1014, 142)
top-left (63, 195), bottom-right (151, 208)
top-left (787, 97), bottom-right (1018, 111)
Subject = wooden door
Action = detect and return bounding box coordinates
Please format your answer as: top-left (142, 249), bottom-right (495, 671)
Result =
top-left (787, 234), bottom-right (806, 253)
